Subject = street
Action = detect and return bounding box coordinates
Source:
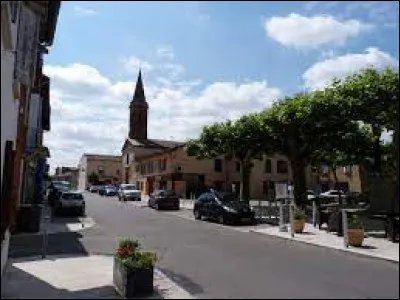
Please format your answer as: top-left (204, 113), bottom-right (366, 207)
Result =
top-left (64, 192), bottom-right (398, 299)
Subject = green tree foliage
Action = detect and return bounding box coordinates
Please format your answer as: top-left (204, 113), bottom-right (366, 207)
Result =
top-left (332, 67), bottom-right (399, 172)
top-left (88, 171), bottom-right (100, 185)
top-left (186, 113), bottom-right (268, 202)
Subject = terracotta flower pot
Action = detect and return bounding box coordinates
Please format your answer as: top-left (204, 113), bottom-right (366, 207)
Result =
top-left (294, 219), bottom-right (305, 233)
top-left (347, 228), bottom-right (364, 247)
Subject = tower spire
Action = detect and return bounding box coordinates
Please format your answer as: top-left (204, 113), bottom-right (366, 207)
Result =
top-left (132, 68), bottom-right (146, 103)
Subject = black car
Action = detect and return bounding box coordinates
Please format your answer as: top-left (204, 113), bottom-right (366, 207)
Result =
top-left (193, 191), bottom-right (255, 225)
top-left (148, 189), bottom-right (180, 210)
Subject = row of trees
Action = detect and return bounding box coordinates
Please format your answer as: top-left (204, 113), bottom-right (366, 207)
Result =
top-left (185, 67), bottom-right (399, 210)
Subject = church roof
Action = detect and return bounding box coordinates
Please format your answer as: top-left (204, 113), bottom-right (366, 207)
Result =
top-left (121, 138), bottom-right (185, 156)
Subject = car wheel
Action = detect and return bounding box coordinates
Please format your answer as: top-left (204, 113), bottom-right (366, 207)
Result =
top-left (218, 215), bottom-right (226, 225)
top-left (194, 210), bottom-right (202, 220)
top-left (175, 205), bottom-right (180, 211)
top-left (155, 203), bottom-right (160, 210)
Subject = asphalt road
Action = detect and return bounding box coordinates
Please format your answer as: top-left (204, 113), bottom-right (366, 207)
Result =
top-left (76, 192), bottom-right (399, 299)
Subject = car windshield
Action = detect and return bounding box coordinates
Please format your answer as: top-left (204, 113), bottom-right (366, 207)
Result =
top-left (122, 185), bottom-right (137, 190)
top-left (53, 181), bottom-right (71, 191)
top-left (62, 193), bottom-right (83, 200)
top-left (216, 192), bottom-right (235, 203)
top-left (159, 190), bottom-right (177, 197)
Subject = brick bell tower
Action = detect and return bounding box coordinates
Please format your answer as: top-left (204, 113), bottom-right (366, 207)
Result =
top-left (129, 69), bottom-right (149, 140)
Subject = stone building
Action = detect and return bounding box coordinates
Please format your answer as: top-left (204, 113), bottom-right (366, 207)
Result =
top-left (53, 166), bottom-right (79, 189)
top-left (77, 154), bottom-right (122, 190)
top-left (121, 70), bottom-right (293, 199)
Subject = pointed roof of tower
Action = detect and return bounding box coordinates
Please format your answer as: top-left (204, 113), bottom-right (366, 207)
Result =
top-left (131, 69), bottom-right (146, 103)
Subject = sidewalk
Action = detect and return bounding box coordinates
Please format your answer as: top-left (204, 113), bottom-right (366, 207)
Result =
top-left (1, 255), bottom-right (194, 299)
top-left (251, 223), bottom-right (399, 263)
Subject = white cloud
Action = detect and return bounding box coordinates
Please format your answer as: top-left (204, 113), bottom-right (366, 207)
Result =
top-left (160, 63), bottom-right (185, 79)
top-left (73, 5), bottom-right (98, 17)
top-left (43, 62), bottom-right (281, 170)
top-left (303, 47), bottom-right (399, 90)
top-left (156, 45), bottom-right (174, 59)
top-left (122, 56), bottom-right (153, 73)
top-left (264, 13), bottom-right (372, 49)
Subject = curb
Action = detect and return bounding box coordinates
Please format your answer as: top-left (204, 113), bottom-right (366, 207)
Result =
top-left (249, 229), bottom-right (399, 264)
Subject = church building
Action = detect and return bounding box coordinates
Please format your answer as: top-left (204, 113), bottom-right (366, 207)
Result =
top-left (120, 70), bottom-right (296, 199)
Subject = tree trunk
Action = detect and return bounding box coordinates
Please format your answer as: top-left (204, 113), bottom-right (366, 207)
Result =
top-left (224, 156), bottom-right (231, 191)
top-left (290, 159), bottom-right (307, 210)
top-left (330, 165), bottom-right (344, 237)
top-left (239, 159), bottom-right (251, 204)
top-left (372, 126), bottom-right (382, 172)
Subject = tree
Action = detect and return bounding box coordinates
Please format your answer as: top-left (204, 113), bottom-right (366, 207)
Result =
top-left (310, 122), bottom-right (375, 205)
top-left (88, 171), bottom-right (100, 185)
top-left (185, 113), bottom-right (268, 202)
top-left (332, 67), bottom-right (399, 172)
top-left (260, 90), bottom-right (359, 209)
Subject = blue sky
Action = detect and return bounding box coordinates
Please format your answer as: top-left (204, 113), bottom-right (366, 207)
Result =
top-left (43, 1), bottom-right (399, 170)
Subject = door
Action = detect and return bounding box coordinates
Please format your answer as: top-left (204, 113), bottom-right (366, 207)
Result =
top-left (206, 195), bottom-right (220, 220)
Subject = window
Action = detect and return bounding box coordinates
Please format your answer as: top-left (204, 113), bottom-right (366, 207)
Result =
top-left (126, 154), bottom-right (129, 165)
top-left (265, 159), bottom-right (272, 173)
top-left (277, 160), bottom-right (288, 174)
top-left (262, 181), bottom-right (268, 195)
top-left (214, 159), bottom-right (222, 172)
top-left (147, 162), bottom-right (153, 174)
top-left (236, 162), bottom-right (240, 172)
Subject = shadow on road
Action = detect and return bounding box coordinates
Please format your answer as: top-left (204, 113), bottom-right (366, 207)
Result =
top-left (158, 267), bottom-right (204, 295)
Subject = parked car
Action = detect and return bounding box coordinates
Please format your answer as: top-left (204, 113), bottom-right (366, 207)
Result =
top-left (118, 184), bottom-right (141, 201)
top-left (54, 190), bottom-right (85, 216)
top-left (148, 189), bottom-right (180, 210)
top-left (103, 185), bottom-right (118, 196)
top-left (98, 185), bottom-right (107, 196)
top-left (320, 190), bottom-right (345, 199)
top-left (193, 191), bottom-right (255, 225)
top-left (89, 185), bottom-right (100, 193)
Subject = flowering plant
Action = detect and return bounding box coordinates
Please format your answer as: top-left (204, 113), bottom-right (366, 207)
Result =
top-left (115, 239), bottom-right (157, 269)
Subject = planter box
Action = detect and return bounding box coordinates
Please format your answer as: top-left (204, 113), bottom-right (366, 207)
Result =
top-left (294, 219), bottom-right (305, 233)
top-left (113, 257), bottom-right (154, 298)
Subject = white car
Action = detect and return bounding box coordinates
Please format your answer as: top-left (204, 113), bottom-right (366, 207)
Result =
top-left (118, 184), bottom-right (141, 201)
top-left (320, 190), bottom-right (345, 199)
top-left (55, 190), bottom-right (85, 216)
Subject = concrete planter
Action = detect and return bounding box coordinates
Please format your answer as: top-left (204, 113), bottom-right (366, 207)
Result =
top-left (347, 229), bottom-right (365, 247)
top-left (294, 219), bottom-right (305, 233)
top-left (113, 257), bottom-right (154, 298)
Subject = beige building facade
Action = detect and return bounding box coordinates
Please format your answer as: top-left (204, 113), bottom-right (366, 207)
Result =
top-left (78, 154), bottom-right (122, 190)
top-left (123, 144), bottom-right (293, 199)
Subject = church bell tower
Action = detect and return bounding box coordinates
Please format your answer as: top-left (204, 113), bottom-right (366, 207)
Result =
top-left (129, 69), bottom-right (149, 140)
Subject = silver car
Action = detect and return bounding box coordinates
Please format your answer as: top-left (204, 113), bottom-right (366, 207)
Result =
top-left (55, 191), bottom-right (85, 216)
top-left (118, 184), bottom-right (141, 201)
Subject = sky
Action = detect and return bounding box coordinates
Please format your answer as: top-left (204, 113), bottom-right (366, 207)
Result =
top-left (43, 1), bottom-right (399, 172)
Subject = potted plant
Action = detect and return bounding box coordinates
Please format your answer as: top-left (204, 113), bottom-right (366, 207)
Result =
top-left (346, 214), bottom-right (364, 247)
top-left (293, 207), bottom-right (306, 233)
top-left (113, 239), bottom-right (158, 298)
